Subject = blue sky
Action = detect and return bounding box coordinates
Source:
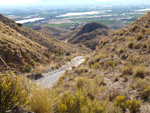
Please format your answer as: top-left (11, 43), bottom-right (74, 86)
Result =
top-left (0, 0), bottom-right (148, 5)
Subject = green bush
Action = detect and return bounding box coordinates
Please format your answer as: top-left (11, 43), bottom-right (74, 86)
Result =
top-left (58, 57), bottom-right (63, 61)
top-left (23, 64), bottom-right (32, 72)
top-left (0, 73), bottom-right (29, 112)
top-left (66, 52), bottom-right (71, 56)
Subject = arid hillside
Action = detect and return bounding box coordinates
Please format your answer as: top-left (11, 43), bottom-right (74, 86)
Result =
top-left (0, 14), bottom-right (68, 53)
top-left (54, 12), bottom-right (150, 112)
top-left (0, 20), bottom-right (51, 72)
top-left (67, 22), bottom-right (109, 50)
top-left (0, 14), bottom-right (91, 72)
top-left (32, 25), bottom-right (67, 37)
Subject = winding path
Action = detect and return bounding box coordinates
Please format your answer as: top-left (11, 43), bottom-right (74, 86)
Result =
top-left (36, 56), bottom-right (85, 88)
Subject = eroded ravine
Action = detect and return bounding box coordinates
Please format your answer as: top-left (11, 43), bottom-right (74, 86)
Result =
top-left (36, 56), bottom-right (85, 88)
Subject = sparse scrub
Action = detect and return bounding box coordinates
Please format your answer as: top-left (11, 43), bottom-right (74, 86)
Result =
top-left (23, 64), bottom-right (32, 72)
top-left (94, 75), bottom-right (106, 86)
top-left (136, 34), bottom-right (143, 41)
top-left (75, 67), bottom-right (88, 75)
top-left (91, 62), bottom-right (100, 69)
top-left (129, 84), bottom-right (135, 90)
top-left (65, 52), bottom-right (71, 56)
top-left (104, 60), bottom-right (117, 69)
top-left (133, 66), bottom-right (148, 78)
top-left (134, 42), bottom-right (143, 49)
top-left (57, 57), bottom-right (63, 61)
top-left (114, 76), bottom-right (119, 82)
top-left (51, 64), bottom-right (60, 69)
top-left (117, 47), bottom-right (125, 55)
top-left (127, 41), bottom-right (134, 49)
top-left (123, 75), bottom-right (129, 82)
top-left (135, 78), bottom-right (149, 91)
top-left (109, 88), bottom-right (120, 101)
top-left (75, 77), bottom-right (89, 89)
top-left (122, 66), bottom-right (133, 75)
top-left (141, 86), bottom-right (150, 100)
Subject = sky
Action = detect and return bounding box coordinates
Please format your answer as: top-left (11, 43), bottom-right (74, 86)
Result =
top-left (0, 0), bottom-right (148, 6)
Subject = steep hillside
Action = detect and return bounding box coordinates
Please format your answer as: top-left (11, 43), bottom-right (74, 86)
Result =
top-left (54, 12), bottom-right (150, 112)
top-left (68, 22), bottom-right (109, 50)
top-left (0, 14), bottom-right (66, 53)
top-left (0, 14), bottom-right (92, 72)
top-left (0, 21), bottom-right (50, 72)
top-left (32, 25), bottom-right (67, 37)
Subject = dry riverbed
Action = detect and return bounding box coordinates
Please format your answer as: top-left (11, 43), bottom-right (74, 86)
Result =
top-left (36, 56), bottom-right (85, 88)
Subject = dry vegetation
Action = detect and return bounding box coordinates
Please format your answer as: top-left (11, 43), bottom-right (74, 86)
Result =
top-left (1, 12), bottom-right (150, 113)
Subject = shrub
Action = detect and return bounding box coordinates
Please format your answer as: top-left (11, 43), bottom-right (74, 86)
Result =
top-left (122, 66), bottom-right (133, 75)
top-left (127, 41), bottom-right (134, 49)
top-left (91, 62), bottom-right (100, 69)
top-left (0, 73), bottom-right (29, 112)
top-left (141, 86), bottom-right (150, 100)
top-left (58, 57), bottom-right (63, 61)
top-left (135, 78), bottom-right (148, 91)
top-left (114, 96), bottom-right (141, 113)
top-left (65, 57), bottom-right (71, 61)
top-left (126, 98), bottom-right (141, 113)
top-left (136, 35), bottom-right (143, 41)
top-left (75, 67), bottom-right (88, 75)
top-left (109, 88), bottom-right (120, 101)
top-left (51, 64), bottom-right (60, 69)
top-left (114, 95), bottom-right (127, 112)
top-left (133, 66), bottom-right (148, 78)
top-left (117, 47), bottom-right (125, 55)
top-left (23, 64), bottom-right (32, 72)
top-left (94, 75), bottom-right (105, 86)
top-left (104, 60), bottom-right (117, 69)
top-left (65, 52), bottom-right (71, 56)
top-left (123, 75), bottom-right (128, 82)
top-left (134, 42), bottom-right (143, 49)
top-left (129, 84), bottom-right (135, 90)
top-left (114, 76), bottom-right (119, 82)
top-left (29, 87), bottom-right (54, 113)
top-left (75, 77), bottom-right (89, 89)
top-left (57, 90), bottom-right (109, 113)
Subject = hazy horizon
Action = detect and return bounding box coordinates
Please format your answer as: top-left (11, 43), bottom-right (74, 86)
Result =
top-left (0, 0), bottom-right (150, 7)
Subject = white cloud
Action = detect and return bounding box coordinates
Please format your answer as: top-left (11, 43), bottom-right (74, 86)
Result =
top-left (0, 0), bottom-right (42, 5)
